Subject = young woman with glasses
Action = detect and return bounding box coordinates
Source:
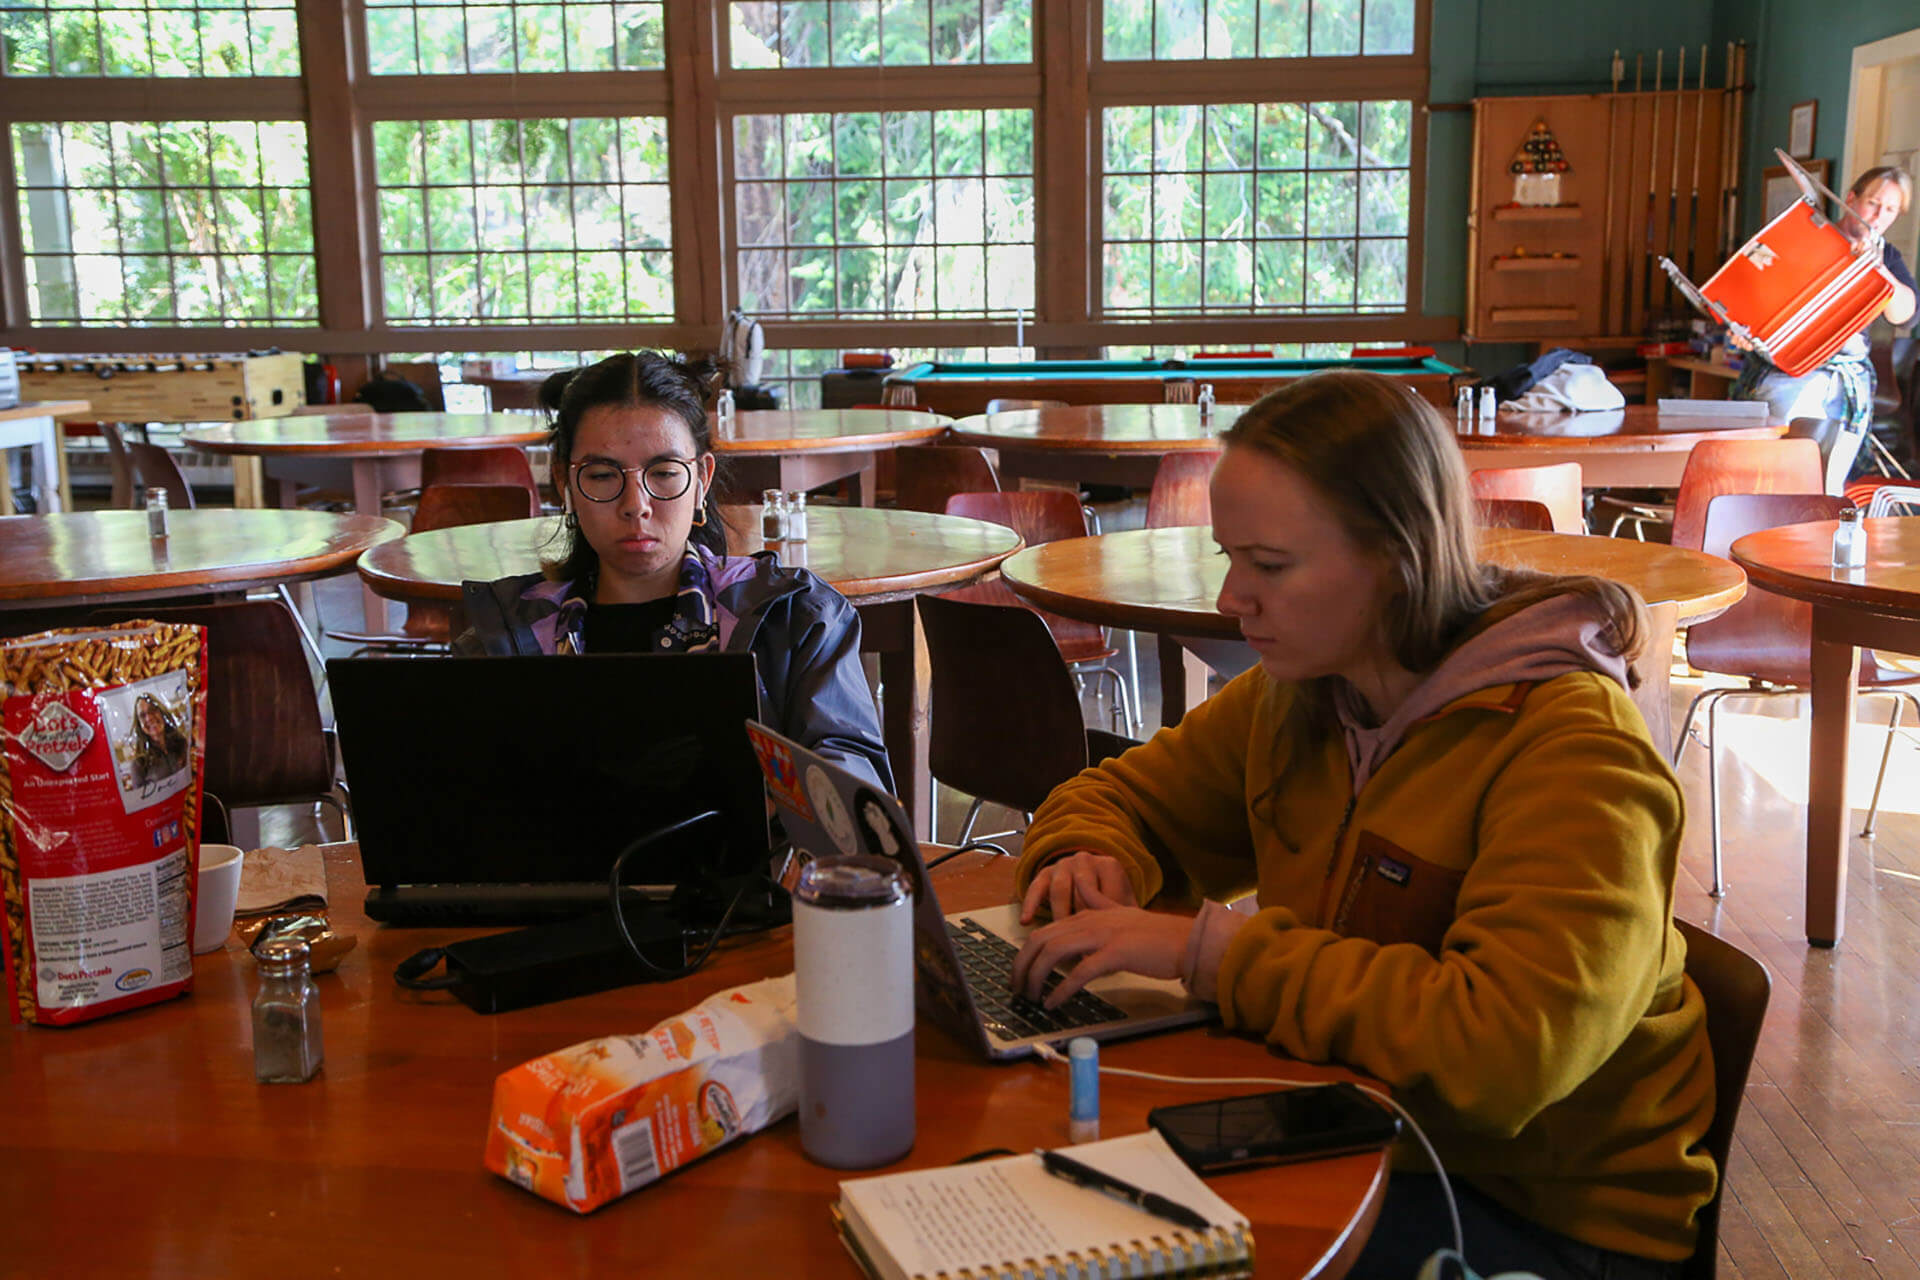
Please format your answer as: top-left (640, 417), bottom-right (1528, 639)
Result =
top-left (455, 350), bottom-right (891, 790)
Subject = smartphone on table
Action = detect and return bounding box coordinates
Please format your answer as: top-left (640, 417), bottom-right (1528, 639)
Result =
top-left (1147, 1082), bottom-right (1401, 1173)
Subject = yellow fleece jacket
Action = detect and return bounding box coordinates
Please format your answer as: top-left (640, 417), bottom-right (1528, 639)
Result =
top-left (1014, 667), bottom-right (1716, 1262)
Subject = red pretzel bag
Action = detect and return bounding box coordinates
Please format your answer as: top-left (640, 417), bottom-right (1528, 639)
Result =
top-left (0, 621), bottom-right (208, 1026)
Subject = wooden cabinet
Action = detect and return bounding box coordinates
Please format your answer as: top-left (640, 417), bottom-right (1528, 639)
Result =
top-left (1468, 88), bottom-right (1730, 343)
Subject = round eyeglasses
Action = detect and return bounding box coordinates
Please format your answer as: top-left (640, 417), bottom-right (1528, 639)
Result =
top-left (570, 458), bottom-right (696, 504)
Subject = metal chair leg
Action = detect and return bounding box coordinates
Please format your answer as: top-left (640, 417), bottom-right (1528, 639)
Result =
top-left (1672, 685), bottom-right (1717, 766)
top-left (955, 797), bottom-right (986, 846)
top-left (1706, 692), bottom-right (1727, 897)
top-left (1862, 691), bottom-right (1920, 838)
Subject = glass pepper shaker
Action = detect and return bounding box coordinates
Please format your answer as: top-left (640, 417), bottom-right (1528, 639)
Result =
top-left (761, 489), bottom-right (788, 541)
top-left (145, 486), bottom-right (169, 538)
top-left (253, 937), bottom-right (324, 1084)
top-left (714, 388), bottom-right (736, 439)
top-left (1195, 383), bottom-right (1216, 418)
top-left (785, 490), bottom-right (809, 542)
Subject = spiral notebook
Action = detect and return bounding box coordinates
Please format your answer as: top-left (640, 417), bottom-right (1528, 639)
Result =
top-left (833, 1131), bottom-right (1253, 1280)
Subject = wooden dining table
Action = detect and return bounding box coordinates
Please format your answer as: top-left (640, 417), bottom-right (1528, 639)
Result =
top-left (0, 844), bottom-right (1386, 1277)
top-left (1730, 515), bottom-right (1920, 949)
top-left (949, 401), bottom-right (1785, 491)
top-left (715, 408), bottom-right (951, 506)
top-left (357, 505), bottom-right (1024, 841)
top-left (1000, 525), bottom-right (1749, 726)
top-left (0, 508), bottom-right (403, 636)
top-left (184, 412), bottom-right (551, 630)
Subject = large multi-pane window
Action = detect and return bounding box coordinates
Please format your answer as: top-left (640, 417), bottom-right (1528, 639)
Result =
top-left (0, 0), bottom-right (300, 76)
top-left (0, 0), bottom-right (1428, 347)
top-left (373, 116), bottom-right (673, 325)
top-left (1101, 100), bottom-right (1411, 317)
top-left (12, 120), bottom-right (315, 324)
top-left (732, 108), bottom-right (1034, 320)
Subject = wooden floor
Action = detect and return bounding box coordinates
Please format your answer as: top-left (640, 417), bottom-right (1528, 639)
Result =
top-left (259, 504), bottom-right (1920, 1280)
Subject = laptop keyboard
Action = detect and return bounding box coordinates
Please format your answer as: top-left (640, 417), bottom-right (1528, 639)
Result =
top-left (947, 918), bottom-right (1128, 1041)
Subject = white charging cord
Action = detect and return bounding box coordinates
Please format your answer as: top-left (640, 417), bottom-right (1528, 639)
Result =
top-left (1029, 1042), bottom-right (1465, 1264)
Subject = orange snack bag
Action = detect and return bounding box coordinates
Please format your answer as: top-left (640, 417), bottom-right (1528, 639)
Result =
top-left (485, 974), bottom-right (798, 1212)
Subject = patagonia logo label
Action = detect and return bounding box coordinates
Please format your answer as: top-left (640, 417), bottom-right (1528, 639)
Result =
top-left (1375, 856), bottom-right (1411, 886)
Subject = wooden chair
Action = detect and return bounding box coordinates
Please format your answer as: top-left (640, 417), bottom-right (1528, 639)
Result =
top-left (1674, 919), bottom-right (1771, 1280)
top-left (325, 483), bottom-right (539, 653)
top-left (89, 599), bottom-right (348, 845)
top-left (1467, 461), bottom-right (1585, 533)
top-left (380, 359), bottom-right (447, 411)
top-left (1596, 438), bottom-right (1825, 542)
top-left (1145, 451), bottom-right (1221, 528)
top-left (894, 445), bottom-right (1000, 514)
top-left (943, 489), bottom-right (1136, 733)
top-left (126, 440), bottom-right (197, 510)
top-left (1677, 493), bottom-right (1920, 894)
top-left (984, 397), bottom-right (1067, 414)
top-left (916, 591), bottom-right (1135, 843)
top-left (1473, 497), bottom-right (1555, 531)
top-left (420, 445), bottom-right (541, 505)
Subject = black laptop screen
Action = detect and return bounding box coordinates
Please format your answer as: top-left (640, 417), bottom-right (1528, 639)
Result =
top-left (329, 654), bottom-right (769, 898)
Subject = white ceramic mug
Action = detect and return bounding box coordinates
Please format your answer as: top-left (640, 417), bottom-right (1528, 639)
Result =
top-left (194, 844), bottom-right (245, 954)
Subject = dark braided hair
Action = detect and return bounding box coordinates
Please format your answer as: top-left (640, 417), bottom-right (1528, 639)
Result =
top-left (540, 350), bottom-right (731, 586)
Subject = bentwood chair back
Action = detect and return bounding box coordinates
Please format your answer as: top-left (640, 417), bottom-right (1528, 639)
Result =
top-left (420, 445), bottom-right (541, 505)
top-left (984, 398), bottom-right (1067, 414)
top-left (127, 440), bottom-right (198, 510)
top-left (1145, 452), bottom-right (1221, 528)
top-left (1467, 462), bottom-right (1585, 533)
top-left (893, 445), bottom-right (1001, 514)
top-left (90, 599), bottom-right (347, 845)
top-left (1678, 492), bottom-right (1920, 894)
top-left (1473, 497), bottom-right (1555, 531)
top-left (943, 489), bottom-right (1135, 732)
top-left (1668, 438), bottom-right (1824, 551)
top-left (1674, 919), bottom-right (1771, 1280)
top-left (916, 592), bottom-right (1135, 840)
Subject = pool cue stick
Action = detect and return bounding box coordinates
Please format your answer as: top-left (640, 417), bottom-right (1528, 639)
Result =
top-left (1684, 45), bottom-right (1707, 283)
top-left (1627, 53), bottom-right (1644, 327)
top-left (1603, 50), bottom-right (1624, 331)
top-left (1662, 46), bottom-right (1686, 314)
top-left (1724, 41), bottom-right (1747, 258)
top-left (1641, 49), bottom-right (1663, 326)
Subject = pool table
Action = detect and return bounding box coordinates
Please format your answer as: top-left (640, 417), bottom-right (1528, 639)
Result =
top-left (878, 356), bottom-right (1467, 417)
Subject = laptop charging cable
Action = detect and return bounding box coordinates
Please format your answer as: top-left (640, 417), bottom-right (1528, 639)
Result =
top-left (1026, 1042), bottom-right (1544, 1280)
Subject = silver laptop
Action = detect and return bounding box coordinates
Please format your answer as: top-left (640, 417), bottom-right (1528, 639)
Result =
top-left (746, 720), bottom-right (1214, 1061)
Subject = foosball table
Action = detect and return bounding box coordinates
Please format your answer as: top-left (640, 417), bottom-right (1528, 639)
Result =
top-left (16, 351), bottom-right (309, 507)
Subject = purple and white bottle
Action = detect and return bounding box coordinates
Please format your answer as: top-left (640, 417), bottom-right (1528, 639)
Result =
top-left (792, 855), bottom-right (915, 1168)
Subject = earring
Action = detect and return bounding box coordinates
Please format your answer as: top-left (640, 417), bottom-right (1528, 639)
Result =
top-left (690, 493), bottom-right (708, 527)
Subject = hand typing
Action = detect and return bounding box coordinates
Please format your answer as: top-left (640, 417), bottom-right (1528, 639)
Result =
top-left (1011, 908), bottom-right (1193, 1009)
top-left (1019, 851), bottom-right (1137, 925)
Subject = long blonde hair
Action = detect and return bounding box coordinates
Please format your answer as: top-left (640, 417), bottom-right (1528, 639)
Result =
top-left (1220, 371), bottom-right (1644, 726)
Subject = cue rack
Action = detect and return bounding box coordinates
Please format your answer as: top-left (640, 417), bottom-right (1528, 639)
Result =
top-left (1466, 42), bottom-right (1749, 344)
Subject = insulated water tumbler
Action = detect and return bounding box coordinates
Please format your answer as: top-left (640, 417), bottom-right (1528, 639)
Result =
top-left (792, 856), bottom-right (915, 1167)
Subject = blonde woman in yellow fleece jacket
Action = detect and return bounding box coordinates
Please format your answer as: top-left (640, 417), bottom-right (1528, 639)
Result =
top-left (1008, 371), bottom-right (1714, 1280)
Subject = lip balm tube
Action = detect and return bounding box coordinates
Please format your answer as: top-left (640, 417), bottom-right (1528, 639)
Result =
top-left (1068, 1037), bottom-right (1099, 1143)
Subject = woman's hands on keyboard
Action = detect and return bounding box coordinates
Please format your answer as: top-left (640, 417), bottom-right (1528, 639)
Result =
top-left (1019, 851), bottom-right (1137, 925)
top-left (1011, 907), bottom-right (1192, 1009)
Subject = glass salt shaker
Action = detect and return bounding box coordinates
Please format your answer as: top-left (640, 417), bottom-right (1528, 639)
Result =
top-left (145, 486), bottom-right (169, 538)
top-left (1478, 386), bottom-right (1498, 420)
top-left (784, 490), bottom-right (809, 542)
top-left (714, 388), bottom-right (737, 439)
top-left (253, 937), bottom-right (323, 1084)
top-left (1831, 506), bottom-right (1867, 570)
top-left (1195, 383), bottom-right (1216, 418)
top-left (761, 489), bottom-right (788, 541)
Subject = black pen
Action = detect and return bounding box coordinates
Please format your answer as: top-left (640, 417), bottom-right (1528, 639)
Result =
top-left (1035, 1148), bottom-right (1212, 1233)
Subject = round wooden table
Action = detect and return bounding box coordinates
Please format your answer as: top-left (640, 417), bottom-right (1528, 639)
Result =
top-left (0, 844), bottom-right (1386, 1279)
top-left (946, 403), bottom-right (1234, 489)
top-left (1456, 404), bottom-right (1785, 487)
top-left (715, 408), bottom-right (950, 507)
top-left (361, 506), bottom-right (1022, 842)
top-left (1002, 525), bottom-right (1748, 726)
top-left (0, 508), bottom-right (403, 616)
top-left (1730, 515), bottom-right (1920, 948)
top-left (185, 413), bottom-right (552, 631)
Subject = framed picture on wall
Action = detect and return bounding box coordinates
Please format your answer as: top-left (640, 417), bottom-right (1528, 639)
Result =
top-left (1763, 159), bottom-right (1829, 222)
top-left (1788, 100), bottom-right (1818, 160)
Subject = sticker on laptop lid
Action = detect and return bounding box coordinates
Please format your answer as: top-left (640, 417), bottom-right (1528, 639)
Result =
top-left (745, 721), bottom-right (812, 822)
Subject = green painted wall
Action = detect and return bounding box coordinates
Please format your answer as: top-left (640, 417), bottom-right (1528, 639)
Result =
top-left (1714, 0), bottom-right (1916, 245)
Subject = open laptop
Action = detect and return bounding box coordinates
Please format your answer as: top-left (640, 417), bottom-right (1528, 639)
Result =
top-left (329, 655), bottom-right (769, 924)
top-left (745, 720), bottom-right (1213, 1061)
